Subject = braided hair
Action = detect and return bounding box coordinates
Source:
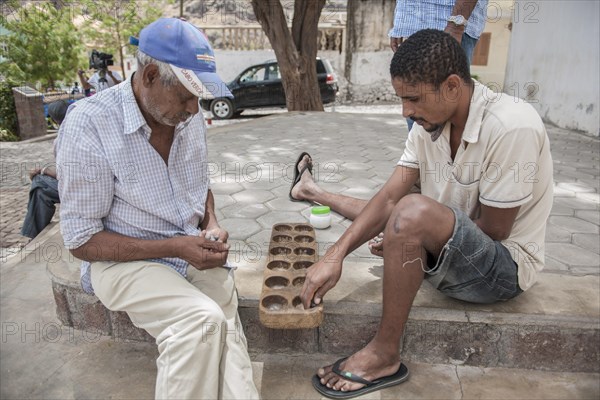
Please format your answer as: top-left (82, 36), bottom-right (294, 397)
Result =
top-left (390, 29), bottom-right (471, 88)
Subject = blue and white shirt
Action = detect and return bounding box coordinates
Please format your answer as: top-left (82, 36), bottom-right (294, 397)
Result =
top-left (55, 78), bottom-right (210, 293)
top-left (388, 0), bottom-right (489, 40)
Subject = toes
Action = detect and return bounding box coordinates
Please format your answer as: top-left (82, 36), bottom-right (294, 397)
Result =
top-left (317, 359), bottom-right (367, 393)
top-left (333, 380), bottom-right (363, 392)
top-left (320, 371), bottom-right (340, 387)
top-left (298, 155), bottom-right (311, 172)
top-left (317, 363), bottom-right (334, 379)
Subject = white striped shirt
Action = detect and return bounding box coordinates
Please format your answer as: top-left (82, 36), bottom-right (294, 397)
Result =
top-left (388, 0), bottom-right (488, 40)
top-left (55, 78), bottom-right (210, 293)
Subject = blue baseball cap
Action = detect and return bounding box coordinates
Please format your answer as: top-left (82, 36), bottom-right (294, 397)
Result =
top-left (139, 18), bottom-right (232, 99)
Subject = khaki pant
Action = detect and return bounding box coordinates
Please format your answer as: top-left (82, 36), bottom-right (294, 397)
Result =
top-left (91, 261), bottom-right (259, 400)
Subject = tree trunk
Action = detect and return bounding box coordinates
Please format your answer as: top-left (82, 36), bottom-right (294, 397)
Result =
top-left (251, 0), bottom-right (326, 112)
top-left (114, 11), bottom-right (126, 79)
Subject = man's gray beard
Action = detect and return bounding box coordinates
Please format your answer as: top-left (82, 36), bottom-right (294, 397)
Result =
top-left (145, 97), bottom-right (178, 127)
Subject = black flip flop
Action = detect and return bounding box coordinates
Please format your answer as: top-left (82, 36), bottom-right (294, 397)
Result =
top-left (289, 151), bottom-right (313, 202)
top-left (312, 357), bottom-right (409, 400)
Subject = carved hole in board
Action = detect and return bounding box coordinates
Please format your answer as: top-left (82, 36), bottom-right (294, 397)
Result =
top-left (294, 247), bottom-right (315, 256)
top-left (261, 295), bottom-right (288, 311)
top-left (294, 235), bottom-right (315, 243)
top-left (271, 247), bottom-right (292, 256)
top-left (267, 261), bottom-right (291, 271)
top-left (293, 261), bottom-right (312, 270)
top-left (274, 224), bottom-right (293, 232)
top-left (265, 276), bottom-right (290, 289)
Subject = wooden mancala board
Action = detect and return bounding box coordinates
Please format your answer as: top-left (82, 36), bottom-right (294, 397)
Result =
top-left (258, 223), bottom-right (324, 329)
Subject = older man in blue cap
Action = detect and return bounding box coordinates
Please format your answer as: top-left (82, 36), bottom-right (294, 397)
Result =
top-left (56, 18), bottom-right (258, 399)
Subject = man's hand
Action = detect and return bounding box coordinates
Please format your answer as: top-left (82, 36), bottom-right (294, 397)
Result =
top-left (106, 70), bottom-right (122, 84)
top-left (390, 37), bottom-right (402, 52)
top-left (29, 168), bottom-right (42, 180)
top-left (201, 227), bottom-right (229, 243)
top-left (368, 233), bottom-right (384, 257)
top-left (177, 235), bottom-right (230, 270)
top-left (444, 23), bottom-right (465, 44)
top-left (300, 254), bottom-right (343, 309)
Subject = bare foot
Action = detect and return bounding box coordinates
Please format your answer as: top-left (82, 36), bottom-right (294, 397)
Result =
top-left (317, 342), bottom-right (400, 393)
top-left (290, 154), bottom-right (321, 201)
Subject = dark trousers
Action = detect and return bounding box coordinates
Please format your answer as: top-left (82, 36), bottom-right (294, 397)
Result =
top-left (21, 174), bottom-right (60, 239)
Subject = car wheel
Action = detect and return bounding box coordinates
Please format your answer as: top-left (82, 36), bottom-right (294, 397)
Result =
top-left (211, 98), bottom-right (234, 120)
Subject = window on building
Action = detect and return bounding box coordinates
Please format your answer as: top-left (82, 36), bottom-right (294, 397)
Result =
top-left (472, 32), bottom-right (491, 66)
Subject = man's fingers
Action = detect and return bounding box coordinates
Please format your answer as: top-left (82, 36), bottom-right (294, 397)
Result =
top-left (313, 281), bottom-right (333, 306)
top-left (301, 280), bottom-right (318, 309)
top-left (198, 248), bottom-right (229, 269)
top-left (369, 247), bottom-right (383, 257)
top-left (312, 291), bottom-right (322, 305)
top-left (201, 240), bottom-right (230, 252)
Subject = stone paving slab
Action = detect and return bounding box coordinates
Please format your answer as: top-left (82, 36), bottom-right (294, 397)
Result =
top-left (2, 112), bottom-right (598, 270)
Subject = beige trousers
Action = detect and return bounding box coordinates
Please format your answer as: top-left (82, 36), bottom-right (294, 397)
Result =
top-left (91, 261), bottom-right (259, 400)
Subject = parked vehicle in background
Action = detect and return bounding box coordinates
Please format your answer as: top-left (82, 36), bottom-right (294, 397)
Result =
top-left (202, 57), bottom-right (338, 119)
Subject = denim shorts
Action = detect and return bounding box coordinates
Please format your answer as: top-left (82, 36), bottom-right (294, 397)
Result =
top-left (424, 207), bottom-right (523, 304)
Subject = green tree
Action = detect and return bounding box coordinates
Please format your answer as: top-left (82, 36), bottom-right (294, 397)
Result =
top-left (0, 0), bottom-right (84, 89)
top-left (0, 79), bottom-right (19, 140)
top-left (251, 0), bottom-right (326, 112)
top-left (79, 0), bottom-right (164, 78)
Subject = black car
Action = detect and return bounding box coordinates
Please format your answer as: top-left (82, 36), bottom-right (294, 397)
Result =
top-left (202, 57), bottom-right (338, 119)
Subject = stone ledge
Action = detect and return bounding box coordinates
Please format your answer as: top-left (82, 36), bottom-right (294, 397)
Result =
top-left (48, 249), bottom-right (599, 373)
top-left (49, 259), bottom-right (154, 343)
top-left (238, 300), bottom-right (599, 373)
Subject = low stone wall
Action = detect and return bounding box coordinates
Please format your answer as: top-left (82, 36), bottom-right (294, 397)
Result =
top-left (49, 250), bottom-right (600, 373)
top-left (341, 81), bottom-right (397, 104)
top-left (48, 253), bottom-right (154, 343)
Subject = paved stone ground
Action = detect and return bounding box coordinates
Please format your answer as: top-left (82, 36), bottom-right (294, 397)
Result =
top-left (1, 107), bottom-right (598, 275)
top-left (0, 138), bottom-right (58, 251)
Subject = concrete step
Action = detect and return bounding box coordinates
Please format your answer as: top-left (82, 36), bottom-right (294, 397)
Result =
top-left (235, 257), bottom-right (600, 373)
top-left (2, 321), bottom-right (598, 400)
top-left (252, 353), bottom-right (599, 400)
top-left (43, 226), bottom-right (599, 374)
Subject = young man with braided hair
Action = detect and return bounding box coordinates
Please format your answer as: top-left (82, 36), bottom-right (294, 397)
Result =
top-left (300, 29), bottom-right (553, 399)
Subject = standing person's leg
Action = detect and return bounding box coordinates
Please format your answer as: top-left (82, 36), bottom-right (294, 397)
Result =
top-left (461, 33), bottom-right (479, 66)
top-left (21, 175), bottom-right (60, 238)
top-left (290, 154), bottom-right (369, 220)
top-left (91, 261), bottom-right (259, 400)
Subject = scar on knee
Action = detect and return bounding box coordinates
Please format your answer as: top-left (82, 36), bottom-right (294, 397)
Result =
top-left (393, 215), bottom-right (402, 234)
top-left (402, 257), bottom-right (426, 272)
